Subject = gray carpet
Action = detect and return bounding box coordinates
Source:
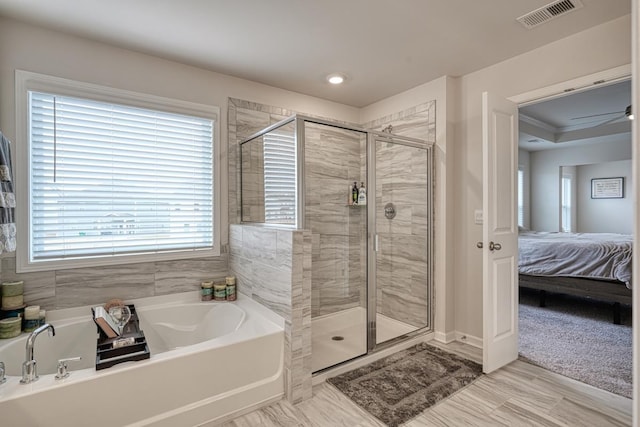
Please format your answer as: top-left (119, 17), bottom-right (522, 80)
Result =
top-left (519, 289), bottom-right (632, 398)
top-left (327, 343), bottom-right (483, 427)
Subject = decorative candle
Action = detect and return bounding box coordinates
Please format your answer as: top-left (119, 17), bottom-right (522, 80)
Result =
top-left (23, 305), bottom-right (41, 332)
top-left (214, 284), bottom-right (227, 301)
top-left (1, 294), bottom-right (24, 309)
top-left (201, 281), bottom-right (213, 301)
top-left (0, 317), bottom-right (22, 339)
top-left (1, 281), bottom-right (24, 297)
top-left (226, 284), bottom-right (237, 301)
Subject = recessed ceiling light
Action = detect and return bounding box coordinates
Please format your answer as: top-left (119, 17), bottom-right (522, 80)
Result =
top-left (327, 74), bottom-right (345, 85)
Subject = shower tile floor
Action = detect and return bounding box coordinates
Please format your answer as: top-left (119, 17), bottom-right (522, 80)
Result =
top-left (311, 307), bottom-right (417, 372)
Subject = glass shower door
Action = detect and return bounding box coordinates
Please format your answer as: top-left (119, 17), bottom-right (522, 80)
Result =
top-left (306, 121), bottom-right (369, 372)
top-left (371, 135), bottom-right (432, 346)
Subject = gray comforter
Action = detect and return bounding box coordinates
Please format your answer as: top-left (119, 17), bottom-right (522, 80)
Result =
top-left (518, 231), bottom-right (633, 288)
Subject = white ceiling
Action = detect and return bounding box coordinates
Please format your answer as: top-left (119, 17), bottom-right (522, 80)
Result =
top-left (0, 0), bottom-right (631, 107)
top-left (519, 79), bottom-right (632, 151)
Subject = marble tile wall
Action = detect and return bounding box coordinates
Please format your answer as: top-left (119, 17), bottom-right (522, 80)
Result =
top-left (228, 100), bottom-right (294, 227)
top-left (0, 254), bottom-right (229, 310)
top-left (304, 123), bottom-right (367, 317)
top-left (240, 137), bottom-right (266, 223)
top-left (228, 224), bottom-right (312, 403)
top-left (228, 100), bottom-right (367, 319)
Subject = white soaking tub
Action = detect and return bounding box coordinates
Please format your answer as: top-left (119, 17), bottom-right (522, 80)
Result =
top-left (0, 292), bottom-right (284, 427)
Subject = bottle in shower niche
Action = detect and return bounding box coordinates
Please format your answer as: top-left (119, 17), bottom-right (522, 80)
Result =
top-left (352, 181), bottom-right (359, 205)
top-left (357, 182), bottom-right (367, 206)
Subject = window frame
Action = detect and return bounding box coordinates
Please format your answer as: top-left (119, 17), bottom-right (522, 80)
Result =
top-left (15, 70), bottom-right (221, 273)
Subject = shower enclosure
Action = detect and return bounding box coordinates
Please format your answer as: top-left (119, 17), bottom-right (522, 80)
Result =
top-left (240, 115), bottom-right (433, 372)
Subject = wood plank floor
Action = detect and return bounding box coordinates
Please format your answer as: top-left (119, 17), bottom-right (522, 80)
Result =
top-left (218, 340), bottom-right (632, 427)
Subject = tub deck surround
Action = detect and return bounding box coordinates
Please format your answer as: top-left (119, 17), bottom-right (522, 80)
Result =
top-left (0, 291), bottom-right (285, 427)
top-left (229, 224), bottom-right (312, 404)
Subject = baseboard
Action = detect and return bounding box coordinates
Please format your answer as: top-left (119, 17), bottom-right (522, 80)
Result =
top-left (434, 330), bottom-right (483, 348)
top-left (433, 330), bottom-right (457, 343)
top-left (455, 332), bottom-right (483, 349)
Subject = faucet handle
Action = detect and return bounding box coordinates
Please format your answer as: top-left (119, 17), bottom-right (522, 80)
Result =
top-left (0, 361), bottom-right (5, 384)
top-left (55, 356), bottom-right (82, 380)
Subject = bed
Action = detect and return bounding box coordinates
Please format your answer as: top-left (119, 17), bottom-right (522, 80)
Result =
top-left (518, 230), bottom-right (633, 324)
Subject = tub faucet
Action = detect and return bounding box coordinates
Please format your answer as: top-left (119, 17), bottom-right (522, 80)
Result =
top-left (20, 323), bottom-right (55, 384)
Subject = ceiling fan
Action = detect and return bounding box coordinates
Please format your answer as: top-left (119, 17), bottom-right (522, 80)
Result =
top-left (570, 104), bottom-right (633, 128)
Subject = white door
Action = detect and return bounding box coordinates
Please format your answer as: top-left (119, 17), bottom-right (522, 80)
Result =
top-left (482, 91), bottom-right (519, 374)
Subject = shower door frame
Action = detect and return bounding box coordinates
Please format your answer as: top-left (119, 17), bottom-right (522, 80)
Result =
top-left (366, 131), bottom-right (435, 352)
top-left (295, 115), bottom-right (435, 355)
top-left (239, 114), bottom-right (435, 365)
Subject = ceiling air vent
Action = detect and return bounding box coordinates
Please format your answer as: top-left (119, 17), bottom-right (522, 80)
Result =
top-left (517, 0), bottom-right (584, 29)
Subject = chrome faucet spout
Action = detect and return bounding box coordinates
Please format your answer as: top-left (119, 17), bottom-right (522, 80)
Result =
top-left (21, 323), bottom-right (55, 384)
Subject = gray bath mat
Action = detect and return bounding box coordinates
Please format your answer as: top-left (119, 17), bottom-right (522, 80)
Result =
top-left (327, 343), bottom-right (483, 427)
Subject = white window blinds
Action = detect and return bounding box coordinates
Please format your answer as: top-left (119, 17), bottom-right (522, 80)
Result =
top-left (28, 91), bottom-right (214, 261)
top-left (263, 132), bottom-right (296, 224)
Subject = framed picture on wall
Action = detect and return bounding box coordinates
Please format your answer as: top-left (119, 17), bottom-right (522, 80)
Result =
top-left (591, 177), bottom-right (624, 199)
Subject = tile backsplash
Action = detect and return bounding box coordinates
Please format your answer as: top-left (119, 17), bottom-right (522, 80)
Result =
top-left (1, 254), bottom-right (229, 310)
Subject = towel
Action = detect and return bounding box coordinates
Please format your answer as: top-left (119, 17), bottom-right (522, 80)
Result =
top-left (0, 130), bottom-right (16, 253)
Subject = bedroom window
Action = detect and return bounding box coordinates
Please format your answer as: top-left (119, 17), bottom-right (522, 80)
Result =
top-left (518, 168), bottom-right (524, 227)
top-left (15, 71), bottom-right (220, 272)
top-left (561, 174), bottom-right (572, 232)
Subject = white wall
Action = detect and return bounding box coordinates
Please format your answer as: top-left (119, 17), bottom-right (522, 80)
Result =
top-left (455, 14), bottom-right (631, 340)
top-left (576, 160), bottom-right (633, 234)
top-left (529, 137), bottom-right (632, 231)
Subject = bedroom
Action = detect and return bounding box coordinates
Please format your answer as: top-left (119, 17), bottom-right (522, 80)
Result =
top-left (517, 78), bottom-right (633, 397)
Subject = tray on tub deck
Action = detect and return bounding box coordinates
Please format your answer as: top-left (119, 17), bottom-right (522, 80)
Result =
top-left (93, 304), bottom-right (150, 370)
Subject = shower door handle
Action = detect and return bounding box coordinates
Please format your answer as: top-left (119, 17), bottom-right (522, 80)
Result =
top-left (374, 234), bottom-right (379, 252)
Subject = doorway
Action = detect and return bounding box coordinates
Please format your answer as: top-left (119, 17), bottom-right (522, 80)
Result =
top-left (515, 78), bottom-right (633, 397)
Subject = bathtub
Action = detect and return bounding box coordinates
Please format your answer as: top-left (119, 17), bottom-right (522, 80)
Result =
top-left (0, 292), bottom-right (284, 427)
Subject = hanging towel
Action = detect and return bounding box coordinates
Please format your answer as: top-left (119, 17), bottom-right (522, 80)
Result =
top-left (0, 130), bottom-right (16, 253)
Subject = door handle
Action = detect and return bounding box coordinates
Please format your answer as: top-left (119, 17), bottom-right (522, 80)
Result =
top-left (489, 241), bottom-right (502, 251)
top-left (476, 242), bottom-right (483, 249)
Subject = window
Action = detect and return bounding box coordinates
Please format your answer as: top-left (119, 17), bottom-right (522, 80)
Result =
top-left (518, 168), bottom-right (524, 227)
top-left (561, 174), bottom-right (572, 232)
top-left (16, 71), bottom-right (220, 271)
top-left (263, 131), bottom-right (296, 224)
